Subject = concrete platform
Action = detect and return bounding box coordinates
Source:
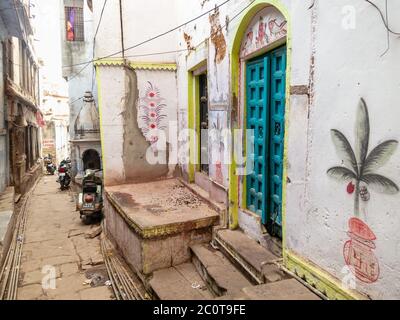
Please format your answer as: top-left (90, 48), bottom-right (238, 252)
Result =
top-left (104, 179), bottom-right (219, 275)
top-left (106, 179), bottom-right (219, 238)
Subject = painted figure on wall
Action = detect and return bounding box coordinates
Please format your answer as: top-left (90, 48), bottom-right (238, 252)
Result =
top-left (240, 7), bottom-right (287, 58)
top-left (327, 98), bottom-right (399, 283)
top-left (255, 16), bottom-right (266, 48)
top-left (139, 82), bottom-right (167, 152)
top-left (268, 18), bottom-right (287, 39)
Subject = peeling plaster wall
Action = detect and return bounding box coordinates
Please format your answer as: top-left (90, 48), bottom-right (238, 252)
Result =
top-left (98, 66), bottom-right (168, 185)
top-left (93, 0), bottom-right (180, 186)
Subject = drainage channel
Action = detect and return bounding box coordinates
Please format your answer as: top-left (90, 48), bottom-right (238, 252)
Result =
top-left (0, 178), bottom-right (40, 300)
top-left (100, 221), bottom-right (148, 300)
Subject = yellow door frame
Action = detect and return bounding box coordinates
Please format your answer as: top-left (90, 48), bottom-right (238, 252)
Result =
top-left (188, 61), bottom-right (207, 183)
top-left (229, 0), bottom-right (291, 249)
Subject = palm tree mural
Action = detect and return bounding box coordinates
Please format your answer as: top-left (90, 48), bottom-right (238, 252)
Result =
top-left (327, 98), bottom-right (399, 216)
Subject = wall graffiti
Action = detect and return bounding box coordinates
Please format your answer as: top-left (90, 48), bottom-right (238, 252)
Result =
top-left (327, 98), bottom-right (399, 283)
top-left (240, 7), bottom-right (287, 58)
top-left (138, 81), bottom-right (168, 151)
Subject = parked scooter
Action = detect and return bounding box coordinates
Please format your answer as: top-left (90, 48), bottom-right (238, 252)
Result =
top-left (77, 169), bottom-right (103, 224)
top-left (44, 154), bottom-right (56, 175)
top-left (58, 158), bottom-right (72, 190)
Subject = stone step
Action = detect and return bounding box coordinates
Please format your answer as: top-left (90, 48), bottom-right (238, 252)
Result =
top-left (214, 229), bottom-right (288, 284)
top-left (190, 244), bottom-right (252, 297)
top-left (149, 263), bottom-right (213, 300)
top-left (242, 279), bottom-right (321, 300)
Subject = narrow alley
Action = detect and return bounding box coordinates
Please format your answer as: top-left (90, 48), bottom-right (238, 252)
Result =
top-left (1, 0), bottom-right (400, 306)
top-left (16, 176), bottom-right (112, 300)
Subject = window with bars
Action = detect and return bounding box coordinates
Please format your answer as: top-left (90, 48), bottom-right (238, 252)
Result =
top-left (65, 6), bottom-right (84, 42)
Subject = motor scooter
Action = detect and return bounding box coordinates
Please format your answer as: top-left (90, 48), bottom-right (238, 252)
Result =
top-left (58, 158), bottom-right (72, 190)
top-left (77, 169), bottom-right (103, 224)
top-left (44, 155), bottom-right (56, 175)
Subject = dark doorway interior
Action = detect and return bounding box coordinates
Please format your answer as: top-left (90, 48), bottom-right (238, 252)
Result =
top-left (199, 73), bottom-right (209, 175)
top-left (82, 149), bottom-right (101, 171)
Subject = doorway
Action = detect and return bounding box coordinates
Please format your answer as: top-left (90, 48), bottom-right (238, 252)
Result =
top-left (198, 73), bottom-right (209, 175)
top-left (246, 45), bottom-right (287, 237)
top-left (82, 149), bottom-right (101, 171)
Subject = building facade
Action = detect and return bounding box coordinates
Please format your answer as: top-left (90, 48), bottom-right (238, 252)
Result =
top-left (93, 0), bottom-right (400, 299)
top-left (40, 91), bottom-right (69, 164)
top-left (0, 0), bottom-right (42, 196)
top-left (60, 0), bottom-right (101, 179)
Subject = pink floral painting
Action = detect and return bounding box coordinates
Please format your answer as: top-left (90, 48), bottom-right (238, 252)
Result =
top-left (139, 82), bottom-right (167, 151)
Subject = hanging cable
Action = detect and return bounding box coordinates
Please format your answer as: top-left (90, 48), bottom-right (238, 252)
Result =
top-left (68, 0), bottom-right (108, 83)
top-left (91, 0), bottom-right (108, 90)
top-left (66, 0), bottom-right (254, 81)
top-left (62, 0), bottom-right (232, 70)
top-left (365, 0), bottom-right (400, 35)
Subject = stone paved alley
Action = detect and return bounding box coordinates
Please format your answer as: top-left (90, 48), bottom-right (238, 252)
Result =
top-left (17, 176), bottom-right (113, 300)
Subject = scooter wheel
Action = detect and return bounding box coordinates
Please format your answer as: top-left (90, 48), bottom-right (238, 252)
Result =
top-left (81, 215), bottom-right (92, 225)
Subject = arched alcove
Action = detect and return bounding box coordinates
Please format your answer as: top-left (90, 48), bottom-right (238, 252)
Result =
top-left (82, 149), bottom-right (101, 171)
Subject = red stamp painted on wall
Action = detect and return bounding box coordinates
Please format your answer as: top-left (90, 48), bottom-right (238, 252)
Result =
top-left (343, 217), bottom-right (380, 283)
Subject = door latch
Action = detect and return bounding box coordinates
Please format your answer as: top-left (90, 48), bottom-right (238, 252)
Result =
top-left (275, 122), bottom-right (281, 135)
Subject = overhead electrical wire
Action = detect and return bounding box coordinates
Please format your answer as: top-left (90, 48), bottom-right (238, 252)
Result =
top-left (104, 0), bottom-right (255, 61)
top-left (63, 0), bottom-right (232, 71)
top-left (68, 0), bottom-right (108, 83)
top-left (91, 0), bottom-right (108, 90)
top-left (364, 0), bottom-right (400, 35)
top-left (66, 0), bottom-right (256, 82)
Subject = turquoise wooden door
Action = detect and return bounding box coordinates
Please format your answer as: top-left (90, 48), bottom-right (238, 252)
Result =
top-left (246, 46), bottom-right (286, 236)
top-left (246, 57), bottom-right (269, 218)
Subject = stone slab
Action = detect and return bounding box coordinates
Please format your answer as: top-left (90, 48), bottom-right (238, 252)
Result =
top-left (149, 263), bottom-right (212, 300)
top-left (242, 279), bottom-right (321, 300)
top-left (0, 187), bottom-right (14, 247)
top-left (190, 244), bottom-right (252, 296)
top-left (216, 229), bottom-right (278, 274)
top-left (0, 210), bottom-right (13, 245)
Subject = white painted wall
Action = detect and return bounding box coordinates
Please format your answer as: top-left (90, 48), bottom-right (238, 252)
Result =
top-left (96, 66), bottom-right (126, 185)
top-left (285, 0), bottom-right (400, 299)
